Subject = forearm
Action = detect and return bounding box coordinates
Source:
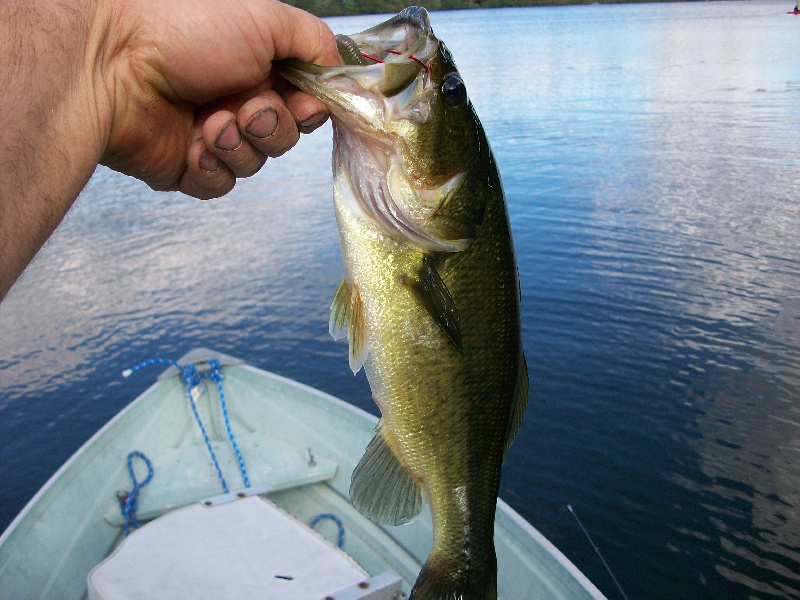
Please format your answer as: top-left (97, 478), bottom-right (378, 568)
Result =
top-left (0, 0), bottom-right (337, 301)
top-left (0, 0), bottom-right (111, 299)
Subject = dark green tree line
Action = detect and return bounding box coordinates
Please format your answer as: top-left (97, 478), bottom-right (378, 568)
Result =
top-left (283, 0), bottom-right (662, 18)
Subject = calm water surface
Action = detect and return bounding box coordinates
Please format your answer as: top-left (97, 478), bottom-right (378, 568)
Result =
top-left (2, 2), bottom-right (799, 598)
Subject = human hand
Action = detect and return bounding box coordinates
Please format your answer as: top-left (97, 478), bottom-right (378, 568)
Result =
top-left (0, 0), bottom-right (337, 299)
top-left (100, 0), bottom-right (339, 199)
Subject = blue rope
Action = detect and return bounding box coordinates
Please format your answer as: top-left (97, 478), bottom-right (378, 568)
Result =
top-left (207, 360), bottom-right (250, 488)
top-left (310, 513), bottom-right (345, 548)
top-left (123, 356), bottom-right (250, 494)
top-left (119, 451), bottom-right (154, 536)
top-left (180, 362), bottom-right (231, 493)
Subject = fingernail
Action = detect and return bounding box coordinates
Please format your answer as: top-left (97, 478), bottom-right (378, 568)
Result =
top-left (199, 150), bottom-right (220, 172)
top-left (245, 108), bottom-right (278, 139)
top-left (299, 111), bottom-right (328, 132)
top-left (214, 119), bottom-right (241, 151)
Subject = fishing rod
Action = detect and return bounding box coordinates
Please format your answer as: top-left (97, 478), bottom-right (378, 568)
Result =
top-left (568, 504), bottom-right (631, 600)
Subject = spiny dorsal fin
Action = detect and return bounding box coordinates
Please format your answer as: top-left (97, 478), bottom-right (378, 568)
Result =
top-left (329, 278), bottom-right (367, 374)
top-left (505, 352), bottom-right (529, 455)
top-left (400, 257), bottom-right (462, 353)
top-left (350, 421), bottom-right (423, 526)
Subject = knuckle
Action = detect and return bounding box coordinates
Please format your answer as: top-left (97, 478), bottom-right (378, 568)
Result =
top-left (217, 143), bottom-right (267, 178)
top-left (261, 127), bottom-right (300, 158)
top-left (183, 166), bottom-right (236, 200)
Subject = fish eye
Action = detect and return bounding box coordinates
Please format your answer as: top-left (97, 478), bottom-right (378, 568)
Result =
top-left (441, 74), bottom-right (467, 106)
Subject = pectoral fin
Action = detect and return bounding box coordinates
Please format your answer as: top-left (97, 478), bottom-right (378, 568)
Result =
top-left (400, 257), bottom-right (462, 353)
top-left (350, 421), bottom-right (423, 526)
top-left (329, 279), bottom-right (350, 341)
top-left (329, 278), bottom-right (367, 374)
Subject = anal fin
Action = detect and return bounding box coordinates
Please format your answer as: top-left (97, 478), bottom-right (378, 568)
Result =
top-left (350, 421), bottom-right (423, 526)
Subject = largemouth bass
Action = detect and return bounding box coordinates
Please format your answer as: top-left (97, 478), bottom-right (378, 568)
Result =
top-left (280, 7), bottom-right (528, 598)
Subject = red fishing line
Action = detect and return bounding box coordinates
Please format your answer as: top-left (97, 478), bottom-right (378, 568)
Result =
top-left (361, 50), bottom-right (431, 74)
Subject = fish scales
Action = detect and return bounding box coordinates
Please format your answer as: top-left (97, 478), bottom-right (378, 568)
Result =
top-left (280, 7), bottom-right (528, 599)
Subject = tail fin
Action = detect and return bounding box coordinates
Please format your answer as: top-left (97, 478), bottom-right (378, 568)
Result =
top-left (410, 553), bottom-right (497, 600)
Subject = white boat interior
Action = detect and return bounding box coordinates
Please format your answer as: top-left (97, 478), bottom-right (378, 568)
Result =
top-left (0, 349), bottom-right (605, 600)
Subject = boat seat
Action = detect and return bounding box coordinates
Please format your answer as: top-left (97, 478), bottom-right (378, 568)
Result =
top-left (88, 496), bottom-right (371, 600)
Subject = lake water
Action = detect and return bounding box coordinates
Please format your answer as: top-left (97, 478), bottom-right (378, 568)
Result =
top-left (2, 2), bottom-right (799, 597)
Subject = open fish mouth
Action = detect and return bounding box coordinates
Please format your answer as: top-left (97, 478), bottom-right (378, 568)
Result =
top-left (330, 6), bottom-right (434, 96)
top-left (278, 6), bottom-right (474, 253)
top-left (278, 7), bottom-right (440, 125)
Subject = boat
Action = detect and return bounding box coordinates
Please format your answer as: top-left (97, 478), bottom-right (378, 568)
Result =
top-left (0, 348), bottom-right (605, 599)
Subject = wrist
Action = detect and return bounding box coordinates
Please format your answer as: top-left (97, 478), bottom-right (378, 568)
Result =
top-left (97, 0), bottom-right (194, 190)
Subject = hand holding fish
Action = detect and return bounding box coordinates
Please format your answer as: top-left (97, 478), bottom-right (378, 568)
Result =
top-left (99, 0), bottom-right (339, 198)
top-left (0, 0), bottom-right (338, 300)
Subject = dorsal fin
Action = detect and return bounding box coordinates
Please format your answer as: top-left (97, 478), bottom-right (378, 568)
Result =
top-left (400, 257), bottom-right (462, 353)
top-left (350, 421), bottom-right (423, 526)
top-left (505, 352), bottom-right (529, 454)
top-left (329, 278), bottom-right (367, 374)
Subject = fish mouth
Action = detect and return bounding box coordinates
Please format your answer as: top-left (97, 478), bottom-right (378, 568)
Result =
top-left (279, 8), bottom-right (470, 253)
top-left (278, 6), bottom-right (438, 125)
top-left (389, 5), bottom-right (431, 31)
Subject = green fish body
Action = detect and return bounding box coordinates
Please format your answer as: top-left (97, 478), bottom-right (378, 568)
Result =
top-left (280, 8), bottom-right (528, 598)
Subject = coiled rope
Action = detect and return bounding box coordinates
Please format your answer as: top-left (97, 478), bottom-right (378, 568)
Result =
top-left (118, 451), bottom-right (154, 536)
top-left (309, 513), bottom-right (345, 549)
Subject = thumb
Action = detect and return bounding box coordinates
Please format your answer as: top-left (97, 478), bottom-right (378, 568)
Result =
top-left (265, 2), bottom-right (339, 67)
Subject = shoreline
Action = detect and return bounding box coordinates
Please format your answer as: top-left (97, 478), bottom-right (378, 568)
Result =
top-left (285, 0), bottom-right (708, 18)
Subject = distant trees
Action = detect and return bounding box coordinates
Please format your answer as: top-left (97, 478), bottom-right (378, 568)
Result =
top-left (283, 0), bottom-right (616, 18)
top-left (284, 0), bottom-right (408, 17)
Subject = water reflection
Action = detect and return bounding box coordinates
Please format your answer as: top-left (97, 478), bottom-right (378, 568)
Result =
top-left (629, 32), bottom-right (800, 592)
top-left (1, 131), bottom-right (339, 393)
top-left (465, 2), bottom-right (800, 597)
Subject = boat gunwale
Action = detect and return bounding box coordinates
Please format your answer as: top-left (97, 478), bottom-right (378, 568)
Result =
top-left (0, 377), bottom-right (164, 547)
top-left (495, 498), bottom-right (605, 599)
